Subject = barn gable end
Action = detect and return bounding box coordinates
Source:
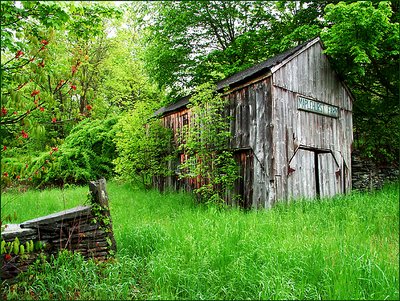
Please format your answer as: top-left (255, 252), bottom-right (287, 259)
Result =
top-left (270, 39), bottom-right (353, 203)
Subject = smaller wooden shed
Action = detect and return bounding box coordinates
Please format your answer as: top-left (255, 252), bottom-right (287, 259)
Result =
top-left (154, 37), bottom-right (353, 208)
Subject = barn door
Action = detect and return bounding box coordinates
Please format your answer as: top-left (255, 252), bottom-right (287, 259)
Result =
top-left (233, 149), bottom-right (253, 209)
top-left (288, 148), bottom-right (342, 200)
top-left (288, 149), bottom-right (317, 199)
top-left (318, 152), bottom-right (341, 197)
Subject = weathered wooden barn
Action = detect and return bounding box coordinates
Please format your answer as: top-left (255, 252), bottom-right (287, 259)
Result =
top-left (154, 37), bottom-right (353, 208)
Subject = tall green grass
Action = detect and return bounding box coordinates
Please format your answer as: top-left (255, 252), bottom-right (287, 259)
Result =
top-left (1, 182), bottom-right (399, 300)
top-left (1, 184), bottom-right (87, 223)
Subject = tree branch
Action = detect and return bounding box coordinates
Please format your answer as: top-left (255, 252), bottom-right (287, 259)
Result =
top-left (204, 5), bottom-right (227, 50)
top-left (0, 100), bottom-right (46, 125)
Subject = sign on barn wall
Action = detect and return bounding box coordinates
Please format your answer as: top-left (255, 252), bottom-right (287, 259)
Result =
top-left (297, 96), bottom-right (339, 118)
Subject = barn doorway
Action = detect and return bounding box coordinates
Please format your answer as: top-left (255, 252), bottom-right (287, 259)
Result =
top-left (233, 149), bottom-right (254, 208)
top-left (288, 147), bottom-right (342, 200)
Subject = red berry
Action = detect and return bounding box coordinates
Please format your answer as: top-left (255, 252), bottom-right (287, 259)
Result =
top-left (21, 130), bottom-right (29, 139)
top-left (15, 50), bottom-right (24, 58)
top-left (31, 90), bottom-right (40, 97)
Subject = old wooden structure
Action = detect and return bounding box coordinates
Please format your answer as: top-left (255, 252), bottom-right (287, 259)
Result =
top-left (154, 37), bottom-right (353, 208)
top-left (1, 179), bottom-right (116, 280)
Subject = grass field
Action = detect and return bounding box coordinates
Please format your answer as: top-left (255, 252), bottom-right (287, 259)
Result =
top-left (1, 182), bottom-right (399, 300)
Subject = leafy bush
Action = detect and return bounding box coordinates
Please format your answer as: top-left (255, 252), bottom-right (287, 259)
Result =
top-left (30, 117), bottom-right (118, 187)
top-left (113, 102), bottom-right (173, 189)
top-left (179, 83), bottom-right (239, 205)
top-left (1, 147), bottom-right (45, 190)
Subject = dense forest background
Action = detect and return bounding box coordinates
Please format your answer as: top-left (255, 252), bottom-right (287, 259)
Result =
top-left (1, 1), bottom-right (399, 189)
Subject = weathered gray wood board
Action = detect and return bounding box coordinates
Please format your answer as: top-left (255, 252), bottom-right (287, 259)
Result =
top-left (20, 206), bottom-right (91, 229)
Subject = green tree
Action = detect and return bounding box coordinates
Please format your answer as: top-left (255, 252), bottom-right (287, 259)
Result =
top-left (321, 1), bottom-right (399, 163)
top-left (140, 1), bottom-right (277, 98)
top-left (1, 1), bottom-right (121, 141)
top-left (113, 102), bottom-right (173, 189)
top-left (140, 1), bottom-right (338, 99)
top-left (95, 4), bottom-right (163, 117)
top-left (1, 1), bottom-right (122, 188)
top-left (29, 117), bottom-right (118, 187)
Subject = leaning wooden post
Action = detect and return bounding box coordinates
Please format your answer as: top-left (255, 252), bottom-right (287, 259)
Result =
top-left (89, 178), bottom-right (117, 255)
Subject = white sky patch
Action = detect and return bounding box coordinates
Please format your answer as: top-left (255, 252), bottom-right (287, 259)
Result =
top-left (106, 22), bottom-right (129, 38)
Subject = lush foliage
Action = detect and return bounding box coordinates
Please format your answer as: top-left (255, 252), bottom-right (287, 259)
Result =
top-left (139, 1), bottom-right (333, 98)
top-left (113, 102), bottom-right (173, 189)
top-left (1, 182), bottom-right (398, 300)
top-left (29, 117), bottom-right (118, 187)
top-left (1, 2), bottom-right (165, 190)
top-left (0, 1), bottom-right (124, 189)
top-left (321, 1), bottom-right (399, 163)
top-left (1, 1), bottom-right (122, 138)
top-left (93, 4), bottom-right (162, 116)
top-left (179, 83), bottom-right (239, 204)
top-left (1, 117), bottom-right (118, 189)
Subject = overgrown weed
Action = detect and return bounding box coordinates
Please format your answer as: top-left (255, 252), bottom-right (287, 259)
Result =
top-left (1, 182), bottom-right (398, 300)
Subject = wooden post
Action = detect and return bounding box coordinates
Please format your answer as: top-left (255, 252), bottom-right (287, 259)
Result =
top-left (89, 178), bottom-right (117, 254)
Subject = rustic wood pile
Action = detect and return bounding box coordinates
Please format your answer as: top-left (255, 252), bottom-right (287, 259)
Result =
top-left (1, 179), bottom-right (116, 281)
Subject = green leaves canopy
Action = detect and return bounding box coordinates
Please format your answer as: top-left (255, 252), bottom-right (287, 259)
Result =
top-left (321, 1), bottom-right (399, 162)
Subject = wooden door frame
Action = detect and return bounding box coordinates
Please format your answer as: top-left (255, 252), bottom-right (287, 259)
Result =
top-left (288, 145), bottom-right (340, 198)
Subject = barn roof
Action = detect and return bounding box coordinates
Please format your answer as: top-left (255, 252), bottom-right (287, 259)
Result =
top-left (154, 37), bottom-right (320, 116)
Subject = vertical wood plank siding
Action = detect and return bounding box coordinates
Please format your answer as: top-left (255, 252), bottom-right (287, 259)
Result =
top-left (271, 41), bottom-right (353, 201)
top-left (227, 77), bottom-right (273, 208)
top-left (161, 108), bottom-right (191, 147)
top-left (159, 108), bottom-right (191, 191)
